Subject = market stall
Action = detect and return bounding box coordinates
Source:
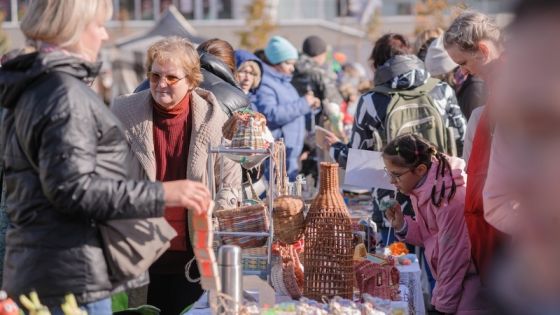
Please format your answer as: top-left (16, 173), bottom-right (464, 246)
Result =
top-left (185, 110), bottom-right (426, 314)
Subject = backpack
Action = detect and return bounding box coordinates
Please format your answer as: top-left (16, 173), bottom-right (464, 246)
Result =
top-left (372, 78), bottom-right (457, 156)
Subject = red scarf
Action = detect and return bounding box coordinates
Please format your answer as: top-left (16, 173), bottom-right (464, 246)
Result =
top-left (153, 93), bottom-right (191, 252)
top-left (465, 107), bottom-right (506, 282)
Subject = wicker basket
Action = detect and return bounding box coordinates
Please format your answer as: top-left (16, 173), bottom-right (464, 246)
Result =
top-left (303, 162), bottom-right (354, 301)
top-left (228, 111), bottom-right (267, 151)
top-left (271, 244), bottom-right (304, 299)
top-left (214, 204), bottom-right (269, 248)
top-left (273, 196), bottom-right (305, 244)
top-left (354, 256), bottom-right (400, 301)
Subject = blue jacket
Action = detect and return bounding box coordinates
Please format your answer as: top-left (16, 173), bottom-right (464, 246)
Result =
top-left (252, 61), bottom-right (311, 180)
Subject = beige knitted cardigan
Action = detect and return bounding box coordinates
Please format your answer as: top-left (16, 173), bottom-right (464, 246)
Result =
top-left (111, 88), bottom-right (241, 240)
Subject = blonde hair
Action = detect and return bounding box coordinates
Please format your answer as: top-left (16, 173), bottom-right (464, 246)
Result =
top-left (236, 61), bottom-right (261, 89)
top-left (146, 36), bottom-right (203, 89)
top-left (20, 0), bottom-right (112, 51)
top-left (443, 11), bottom-right (502, 52)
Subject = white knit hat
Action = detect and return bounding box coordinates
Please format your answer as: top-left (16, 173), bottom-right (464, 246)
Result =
top-left (425, 35), bottom-right (458, 76)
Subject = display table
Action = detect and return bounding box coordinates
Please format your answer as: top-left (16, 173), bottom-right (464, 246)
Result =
top-left (185, 256), bottom-right (426, 315)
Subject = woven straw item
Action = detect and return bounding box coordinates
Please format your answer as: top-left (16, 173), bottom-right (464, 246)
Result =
top-left (214, 204), bottom-right (269, 248)
top-left (230, 111), bottom-right (267, 150)
top-left (303, 162), bottom-right (354, 301)
top-left (354, 257), bottom-right (400, 301)
top-left (273, 196), bottom-right (305, 244)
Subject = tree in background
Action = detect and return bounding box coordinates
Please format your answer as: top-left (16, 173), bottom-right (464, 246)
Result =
top-left (0, 11), bottom-right (9, 55)
top-left (238, 0), bottom-right (276, 52)
top-left (365, 8), bottom-right (382, 42)
top-left (415, 0), bottom-right (467, 34)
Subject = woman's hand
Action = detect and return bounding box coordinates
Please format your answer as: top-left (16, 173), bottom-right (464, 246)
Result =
top-left (162, 180), bottom-right (211, 215)
top-left (385, 203), bottom-right (404, 230)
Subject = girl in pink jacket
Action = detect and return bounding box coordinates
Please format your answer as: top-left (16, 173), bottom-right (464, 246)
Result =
top-left (383, 134), bottom-right (487, 314)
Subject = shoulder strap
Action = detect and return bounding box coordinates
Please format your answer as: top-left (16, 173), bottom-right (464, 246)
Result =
top-left (399, 78), bottom-right (440, 97)
top-left (372, 78), bottom-right (440, 97)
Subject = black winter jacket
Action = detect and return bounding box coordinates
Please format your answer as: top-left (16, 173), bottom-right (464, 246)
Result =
top-left (134, 52), bottom-right (249, 117)
top-left (0, 51), bottom-right (165, 306)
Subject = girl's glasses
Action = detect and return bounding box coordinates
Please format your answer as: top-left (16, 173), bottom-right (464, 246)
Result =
top-left (384, 167), bottom-right (412, 182)
top-left (147, 71), bottom-right (186, 86)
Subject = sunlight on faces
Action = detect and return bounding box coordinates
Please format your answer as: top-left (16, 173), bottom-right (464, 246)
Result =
top-left (274, 59), bottom-right (296, 75)
top-left (76, 17), bottom-right (109, 62)
top-left (149, 59), bottom-right (191, 109)
top-left (445, 40), bottom-right (498, 80)
top-left (382, 156), bottom-right (427, 195)
top-left (236, 64), bottom-right (256, 94)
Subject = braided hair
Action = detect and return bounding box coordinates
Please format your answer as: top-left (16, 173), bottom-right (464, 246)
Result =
top-left (382, 134), bottom-right (457, 207)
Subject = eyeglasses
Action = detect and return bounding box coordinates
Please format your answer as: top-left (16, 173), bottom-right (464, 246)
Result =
top-left (147, 71), bottom-right (186, 86)
top-left (238, 70), bottom-right (256, 77)
top-left (384, 167), bottom-right (412, 182)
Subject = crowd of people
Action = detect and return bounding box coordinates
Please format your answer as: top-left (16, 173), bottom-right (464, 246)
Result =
top-left (0, 0), bottom-right (558, 314)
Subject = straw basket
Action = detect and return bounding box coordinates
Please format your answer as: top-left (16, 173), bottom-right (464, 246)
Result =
top-left (273, 196), bottom-right (305, 244)
top-left (214, 204), bottom-right (269, 248)
top-left (271, 244), bottom-right (304, 299)
top-left (303, 162), bottom-right (354, 301)
top-left (354, 256), bottom-right (400, 301)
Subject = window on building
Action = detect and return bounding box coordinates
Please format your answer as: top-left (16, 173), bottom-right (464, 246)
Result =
top-left (141, 0), bottom-right (154, 20)
top-left (17, 0), bottom-right (29, 21)
top-left (118, 0), bottom-right (134, 20)
top-left (161, 0), bottom-right (176, 13)
top-left (217, 0), bottom-right (232, 19)
top-left (179, 0), bottom-right (194, 19)
top-left (336, 0), bottom-right (366, 17)
top-left (0, 0), bottom-right (11, 22)
top-left (396, 2), bottom-right (413, 15)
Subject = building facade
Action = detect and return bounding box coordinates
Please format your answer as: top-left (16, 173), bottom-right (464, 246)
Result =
top-left (2, 0), bottom-right (513, 73)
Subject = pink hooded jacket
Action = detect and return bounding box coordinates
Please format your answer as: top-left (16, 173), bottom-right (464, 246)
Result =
top-left (397, 156), bottom-right (487, 314)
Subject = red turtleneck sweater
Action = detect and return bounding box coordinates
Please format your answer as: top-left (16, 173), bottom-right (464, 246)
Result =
top-left (153, 94), bottom-right (192, 252)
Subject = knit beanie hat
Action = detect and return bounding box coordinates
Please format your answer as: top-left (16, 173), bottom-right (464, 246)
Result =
top-left (302, 35), bottom-right (327, 57)
top-left (425, 35), bottom-right (458, 76)
top-left (264, 36), bottom-right (298, 65)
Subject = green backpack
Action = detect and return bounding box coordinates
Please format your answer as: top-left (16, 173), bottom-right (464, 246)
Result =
top-left (372, 78), bottom-right (457, 156)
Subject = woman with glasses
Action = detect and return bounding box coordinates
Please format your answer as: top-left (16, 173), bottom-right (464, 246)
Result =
top-left (111, 36), bottom-right (241, 314)
top-left (383, 134), bottom-right (487, 314)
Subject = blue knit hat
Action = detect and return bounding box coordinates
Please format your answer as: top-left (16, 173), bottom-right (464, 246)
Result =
top-left (264, 36), bottom-right (298, 65)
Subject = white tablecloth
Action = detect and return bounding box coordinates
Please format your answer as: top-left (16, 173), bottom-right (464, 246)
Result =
top-left (397, 258), bottom-right (426, 315)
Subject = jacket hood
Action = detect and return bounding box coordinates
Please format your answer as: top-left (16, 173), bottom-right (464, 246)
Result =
top-left (374, 54), bottom-right (429, 89)
top-left (0, 51), bottom-right (101, 109)
top-left (262, 61), bottom-right (293, 84)
top-left (293, 54), bottom-right (319, 75)
top-left (199, 52), bottom-right (239, 88)
top-left (234, 49), bottom-right (264, 91)
top-left (413, 155), bottom-right (466, 206)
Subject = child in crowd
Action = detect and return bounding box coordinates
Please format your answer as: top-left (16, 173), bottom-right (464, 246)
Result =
top-left (383, 134), bottom-right (486, 314)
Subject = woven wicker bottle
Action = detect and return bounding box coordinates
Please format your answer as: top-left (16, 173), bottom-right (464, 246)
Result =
top-left (303, 162), bottom-right (354, 300)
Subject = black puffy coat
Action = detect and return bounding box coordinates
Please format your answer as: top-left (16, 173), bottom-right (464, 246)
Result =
top-left (0, 51), bottom-right (164, 306)
top-left (134, 52), bottom-right (249, 116)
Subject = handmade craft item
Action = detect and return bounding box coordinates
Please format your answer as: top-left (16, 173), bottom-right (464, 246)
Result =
top-left (303, 162), bottom-right (354, 300)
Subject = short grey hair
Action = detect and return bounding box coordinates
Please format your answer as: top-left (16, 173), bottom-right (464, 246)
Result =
top-left (443, 11), bottom-right (502, 52)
